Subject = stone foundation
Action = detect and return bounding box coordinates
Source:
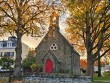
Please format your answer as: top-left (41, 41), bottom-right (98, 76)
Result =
top-left (23, 75), bottom-right (91, 83)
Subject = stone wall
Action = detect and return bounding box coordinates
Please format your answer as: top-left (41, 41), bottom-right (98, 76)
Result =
top-left (22, 76), bottom-right (91, 83)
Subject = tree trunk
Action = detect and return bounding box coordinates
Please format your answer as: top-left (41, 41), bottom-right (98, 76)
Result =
top-left (85, 11), bottom-right (94, 78)
top-left (14, 34), bottom-right (22, 80)
top-left (86, 55), bottom-right (94, 78)
top-left (98, 53), bottom-right (102, 77)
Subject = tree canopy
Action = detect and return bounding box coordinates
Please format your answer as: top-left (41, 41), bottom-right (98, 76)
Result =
top-left (0, 0), bottom-right (50, 79)
top-left (0, 0), bottom-right (49, 36)
top-left (65, 0), bottom-right (110, 76)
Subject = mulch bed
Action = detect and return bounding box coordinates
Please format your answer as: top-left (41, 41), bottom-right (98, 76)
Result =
top-left (11, 80), bottom-right (22, 83)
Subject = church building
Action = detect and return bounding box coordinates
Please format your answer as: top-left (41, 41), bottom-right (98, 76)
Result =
top-left (36, 11), bottom-right (80, 75)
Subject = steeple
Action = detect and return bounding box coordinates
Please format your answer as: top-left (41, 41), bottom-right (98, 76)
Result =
top-left (50, 10), bottom-right (59, 27)
top-left (48, 10), bottom-right (60, 37)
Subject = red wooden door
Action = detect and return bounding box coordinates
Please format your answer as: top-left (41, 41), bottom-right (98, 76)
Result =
top-left (45, 59), bottom-right (53, 73)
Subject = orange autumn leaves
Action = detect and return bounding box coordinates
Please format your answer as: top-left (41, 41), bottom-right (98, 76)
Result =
top-left (80, 59), bottom-right (106, 69)
top-left (80, 59), bottom-right (87, 69)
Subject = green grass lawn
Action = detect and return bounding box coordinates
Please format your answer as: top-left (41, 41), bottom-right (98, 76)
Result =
top-left (93, 72), bottom-right (110, 80)
top-left (93, 81), bottom-right (109, 83)
top-left (92, 72), bottom-right (110, 83)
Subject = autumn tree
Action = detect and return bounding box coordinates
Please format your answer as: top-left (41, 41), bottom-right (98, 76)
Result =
top-left (64, 0), bottom-right (110, 78)
top-left (0, 0), bottom-right (50, 79)
top-left (94, 60), bottom-right (105, 67)
top-left (103, 50), bottom-right (110, 65)
top-left (96, 39), bottom-right (110, 76)
top-left (80, 59), bottom-right (87, 69)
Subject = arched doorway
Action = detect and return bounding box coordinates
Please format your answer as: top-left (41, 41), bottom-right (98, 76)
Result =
top-left (45, 59), bottom-right (53, 73)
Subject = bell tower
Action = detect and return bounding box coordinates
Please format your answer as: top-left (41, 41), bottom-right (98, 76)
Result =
top-left (50, 10), bottom-right (59, 27)
top-left (48, 10), bottom-right (60, 37)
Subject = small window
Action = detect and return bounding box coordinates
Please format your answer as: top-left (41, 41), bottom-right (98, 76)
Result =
top-left (10, 52), bottom-right (14, 58)
top-left (4, 52), bottom-right (9, 56)
top-left (50, 43), bottom-right (58, 50)
top-left (12, 43), bottom-right (16, 47)
top-left (10, 43), bottom-right (11, 47)
top-left (4, 52), bottom-right (14, 58)
top-left (8, 43), bottom-right (9, 47)
top-left (53, 43), bottom-right (55, 46)
top-left (0, 52), bottom-right (2, 57)
top-left (1, 44), bottom-right (3, 47)
top-left (3, 43), bottom-right (7, 47)
top-left (50, 47), bottom-right (53, 49)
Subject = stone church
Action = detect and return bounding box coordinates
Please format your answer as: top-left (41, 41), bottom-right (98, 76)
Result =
top-left (36, 11), bottom-right (80, 75)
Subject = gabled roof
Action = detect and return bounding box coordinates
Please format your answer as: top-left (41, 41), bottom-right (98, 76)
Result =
top-left (60, 32), bottom-right (80, 56)
top-left (42, 50), bottom-right (60, 62)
